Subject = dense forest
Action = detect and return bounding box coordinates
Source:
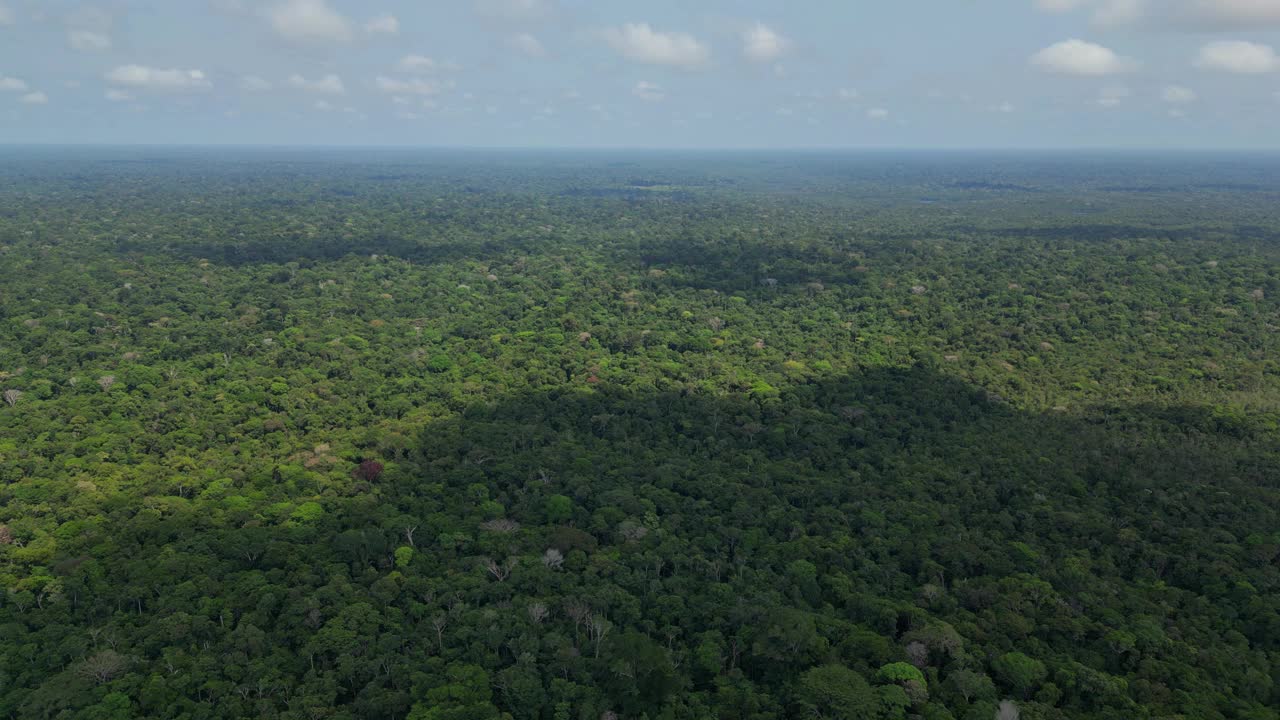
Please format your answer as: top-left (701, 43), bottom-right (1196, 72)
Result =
top-left (2, 148), bottom-right (1279, 720)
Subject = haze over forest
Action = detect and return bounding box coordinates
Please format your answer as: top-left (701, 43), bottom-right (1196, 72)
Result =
top-left (3, 2), bottom-right (1280, 720)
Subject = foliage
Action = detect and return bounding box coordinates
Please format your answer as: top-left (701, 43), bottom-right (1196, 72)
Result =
top-left (0, 148), bottom-right (1278, 719)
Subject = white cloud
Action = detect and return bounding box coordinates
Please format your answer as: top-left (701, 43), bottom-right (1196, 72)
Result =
top-left (837, 88), bottom-right (860, 100)
top-left (399, 55), bottom-right (461, 73)
top-left (288, 73), bottom-right (345, 94)
top-left (1195, 40), bottom-right (1278, 73)
top-left (210, 0), bottom-right (245, 14)
top-left (1095, 85), bottom-right (1131, 106)
top-left (20, 91), bottom-right (48, 105)
top-left (265, 0), bottom-right (352, 44)
top-left (0, 75), bottom-right (27, 92)
top-left (68, 30), bottom-right (111, 52)
top-left (1181, 0), bottom-right (1280, 28)
top-left (0, 4), bottom-right (13, 25)
top-left (68, 5), bottom-right (113, 30)
top-left (867, 107), bottom-right (889, 119)
top-left (995, 100), bottom-right (1016, 113)
top-left (603, 23), bottom-right (709, 68)
top-left (1162, 84), bottom-right (1197, 102)
top-left (1031, 39), bottom-right (1134, 75)
top-left (475, 0), bottom-right (552, 22)
top-left (632, 80), bottom-right (664, 101)
top-left (313, 100), bottom-right (358, 115)
top-left (742, 22), bottom-right (788, 63)
top-left (106, 65), bottom-right (212, 91)
top-left (240, 75), bottom-right (273, 91)
top-left (375, 75), bottom-right (447, 96)
top-left (1092, 0), bottom-right (1146, 26)
top-left (105, 89), bottom-right (132, 101)
top-left (365, 13), bottom-right (399, 35)
top-left (1052, 0), bottom-right (1280, 29)
top-left (511, 32), bottom-right (546, 58)
top-left (1032, 0), bottom-right (1146, 26)
top-left (1035, 0), bottom-right (1089, 10)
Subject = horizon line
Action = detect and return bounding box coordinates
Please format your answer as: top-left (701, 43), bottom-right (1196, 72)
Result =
top-left (3, 143), bottom-right (1280, 154)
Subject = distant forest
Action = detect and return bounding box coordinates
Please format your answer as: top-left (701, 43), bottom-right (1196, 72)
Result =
top-left (1, 149), bottom-right (1279, 720)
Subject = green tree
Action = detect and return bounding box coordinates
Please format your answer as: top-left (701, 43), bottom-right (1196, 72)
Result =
top-left (795, 664), bottom-right (880, 719)
top-left (408, 664), bottom-right (505, 720)
top-left (545, 494), bottom-right (573, 524)
top-left (992, 652), bottom-right (1047, 699)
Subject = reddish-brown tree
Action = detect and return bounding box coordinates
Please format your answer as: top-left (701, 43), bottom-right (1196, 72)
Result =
top-left (352, 460), bottom-right (384, 482)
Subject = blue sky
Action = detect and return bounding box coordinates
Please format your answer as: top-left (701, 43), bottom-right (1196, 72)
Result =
top-left (1, 0), bottom-right (1279, 148)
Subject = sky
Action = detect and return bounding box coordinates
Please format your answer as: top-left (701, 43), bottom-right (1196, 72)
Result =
top-left (1, 0), bottom-right (1280, 148)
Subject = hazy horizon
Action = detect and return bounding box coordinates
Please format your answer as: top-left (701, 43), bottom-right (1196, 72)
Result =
top-left (5, 143), bottom-right (1280, 154)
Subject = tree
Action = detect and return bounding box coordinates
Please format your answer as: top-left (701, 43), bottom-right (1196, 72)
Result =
top-left (878, 662), bottom-right (926, 686)
top-left (395, 546), bottom-right (415, 568)
top-left (408, 664), bottom-right (504, 720)
top-left (483, 556), bottom-right (517, 582)
top-left (878, 662), bottom-right (928, 706)
top-left (291, 501), bottom-right (325, 524)
top-left (795, 664), bottom-right (879, 719)
top-left (752, 608), bottom-right (828, 667)
top-left (78, 650), bottom-right (130, 684)
top-left (992, 653), bottom-right (1047, 699)
top-left (495, 664), bottom-right (545, 720)
top-left (545, 494), bottom-right (573, 524)
top-left (602, 631), bottom-right (680, 715)
top-left (353, 459), bottom-right (385, 481)
top-left (945, 670), bottom-right (996, 704)
top-left (80, 692), bottom-right (134, 720)
top-left (542, 548), bottom-right (564, 569)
